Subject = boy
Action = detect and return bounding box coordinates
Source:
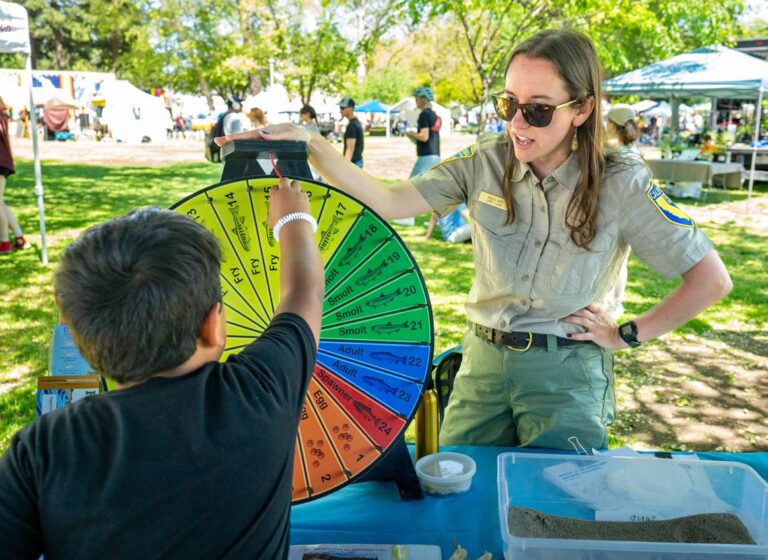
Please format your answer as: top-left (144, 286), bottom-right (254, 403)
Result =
top-left (0, 178), bottom-right (323, 559)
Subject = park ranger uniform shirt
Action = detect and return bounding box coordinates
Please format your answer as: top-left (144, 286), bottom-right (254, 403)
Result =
top-left (411, 133), bottom-right (713, 337)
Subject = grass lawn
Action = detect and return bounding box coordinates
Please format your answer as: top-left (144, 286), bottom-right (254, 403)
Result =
top-left (1, 159), bottom-right (766, 453)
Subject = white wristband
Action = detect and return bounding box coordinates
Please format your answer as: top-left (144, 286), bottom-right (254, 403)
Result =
top-left (272, 212), bottom-right (318, 242)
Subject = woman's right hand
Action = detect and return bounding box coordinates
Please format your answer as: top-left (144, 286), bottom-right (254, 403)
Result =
top-left (213, 122), bottom-right (314, 148)
top-left (267, 178), bottom-right (311, 229)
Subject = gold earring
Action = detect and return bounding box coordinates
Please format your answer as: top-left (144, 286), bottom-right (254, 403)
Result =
top-left (571, 129), bottom-right (579, 151)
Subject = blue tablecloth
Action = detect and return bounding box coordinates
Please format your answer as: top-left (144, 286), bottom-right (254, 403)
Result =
top-left (290, 446), bottom-right (768, 559)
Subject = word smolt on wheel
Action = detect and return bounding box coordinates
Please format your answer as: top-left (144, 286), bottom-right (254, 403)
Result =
top-left (171, 175), bottom-right (434, 503)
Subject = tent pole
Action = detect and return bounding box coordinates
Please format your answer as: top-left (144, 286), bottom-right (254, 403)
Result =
top-left (670, 98), bottom-right (680, 136)
top-left (386, 109), bottom-right (390, 138)
top-left (26, 55), bottom-right (48, 264)
top-left (747, 89), bottom-right (763, 208)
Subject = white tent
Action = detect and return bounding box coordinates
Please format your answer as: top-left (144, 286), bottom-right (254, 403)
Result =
top-left (0, 1), bottom-right (47, 263)
top-left (390, 98), bottom-right (453, 136)
top-left (243, 85), bottom-right (300, 122)
top-left (630, 100), bottom-right (693, 118)
top-left (97, 80), bottom-right (172, 143)
top-left (604, 46), bottom-right (768, 199)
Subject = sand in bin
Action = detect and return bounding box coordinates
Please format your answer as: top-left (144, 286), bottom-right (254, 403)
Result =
top-left (508, 507), bottom-right (755, 544)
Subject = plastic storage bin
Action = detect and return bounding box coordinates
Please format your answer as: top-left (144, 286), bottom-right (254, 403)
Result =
top-left (497, 452), bottom-right (768, 560)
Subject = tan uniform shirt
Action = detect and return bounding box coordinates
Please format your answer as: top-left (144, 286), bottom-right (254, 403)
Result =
top-left (411, 133), bottom-right (713, 337)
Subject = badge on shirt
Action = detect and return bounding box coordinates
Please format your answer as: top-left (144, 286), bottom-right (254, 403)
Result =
top-left (442, 145), bottom-right (476, 165)
top-left (646, 181), bottom-right (694, 228)
top-left (478, 191), bottom-right (508, 210)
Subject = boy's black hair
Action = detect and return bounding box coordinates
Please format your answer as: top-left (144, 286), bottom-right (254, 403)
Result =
top-left (54, 208), bottom-right (222, 384)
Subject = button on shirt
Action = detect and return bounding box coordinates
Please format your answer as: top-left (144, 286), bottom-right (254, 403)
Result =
top-left (411, 133), bottom-right (713, 337)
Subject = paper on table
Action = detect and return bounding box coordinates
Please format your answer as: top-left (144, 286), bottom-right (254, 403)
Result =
top-left (543, 456), bottom-right (733, 522)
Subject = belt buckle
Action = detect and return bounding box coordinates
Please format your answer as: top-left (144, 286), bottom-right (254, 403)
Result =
top-left (505, 332), bottom-right (533, 352)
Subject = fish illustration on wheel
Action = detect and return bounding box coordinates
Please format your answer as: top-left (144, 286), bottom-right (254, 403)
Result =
top-left (371, 321), bottom-right (408, 335)
top-left (228, 206), bottom-right (251, 251)
top-left (319, 214), bottom-right (342, 251)
top-left (352, 400), bottom-right (384, 427)
top-left (365, 288), bottom-right (403, 308)
top-left (261, 220), bottom-right (276, 247)
top-left (362, 376), bottom-right (398, 396)
top-left (370, 351), bottom-right (407, 365)
top-left (339, 233), bottom-right (366, 266)
top-left (355, 260), bottom-right (388, 286)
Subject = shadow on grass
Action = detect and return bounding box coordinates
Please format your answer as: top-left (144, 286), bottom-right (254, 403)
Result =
top-left (612, 326), bottom-right (767, 452)
top-left (9, 160), bottom-right (222, 234)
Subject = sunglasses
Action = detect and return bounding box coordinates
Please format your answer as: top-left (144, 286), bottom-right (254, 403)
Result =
top-left (492, 94), bottom-right (578, 127)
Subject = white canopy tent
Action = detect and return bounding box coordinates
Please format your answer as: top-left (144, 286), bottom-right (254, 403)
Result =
top-left (243, 85), bottom-right (301, 123)
top-left (0, 1), bottom-right (47, 263)
top-left (96, 80), bottom-right (171, 143)
top-left (604, 46), bottom-right (768, 199)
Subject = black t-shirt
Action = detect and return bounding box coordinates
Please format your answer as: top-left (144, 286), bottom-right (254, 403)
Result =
top-left (416, 108), bottom-right (440, 157)
top-left (0, 313), bottom-right (316, 560)
top-left (344, 117), bottom-right (364, 163)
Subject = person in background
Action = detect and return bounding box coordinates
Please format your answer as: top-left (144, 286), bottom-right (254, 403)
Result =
top-left (0, 96), bottom-right (27, 255)
top-left (699, 134), bottom-right (717, 159)
top-left (606, 104), bottom-right (641, 156)
top-left (216, 29), bottom-right (732, 451)
top-left (248, 107), bottom-right (268, 130)
top-left (173, 113), bottom-right (187, 139)
top-left (400, 87), bottom-right (441, 226)
top-left (339, 97), bottom-right (364, 168)
top-left (299, 105), bottom-right (320, 134)
top-left (423, 204), bottom-right (471, 243)
top-left (406, 86), bottom-right (441, 176)
top-left (0, 179), bottom-right (323, 558)
top-left (222, 97), bottom-right (250, 136)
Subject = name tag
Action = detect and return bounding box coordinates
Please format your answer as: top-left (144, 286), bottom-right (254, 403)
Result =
top-left (478, 191), bottom-right (507, 210)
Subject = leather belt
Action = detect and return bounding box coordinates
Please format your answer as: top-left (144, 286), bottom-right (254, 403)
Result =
top-left (472, 322), bottom-right (585, 351)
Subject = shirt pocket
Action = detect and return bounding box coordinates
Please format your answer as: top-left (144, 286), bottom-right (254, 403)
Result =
top-left (538, 229), bottom-right (614, 296)
top-left (470, 200), bottom-right (530, 291)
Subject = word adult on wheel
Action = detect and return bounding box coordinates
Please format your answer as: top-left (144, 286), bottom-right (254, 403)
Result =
top-left (216, 29), bottom-right (732, 451)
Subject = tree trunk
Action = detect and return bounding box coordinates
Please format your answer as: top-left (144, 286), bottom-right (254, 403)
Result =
top-left (250, 74), bottom-right (262, 96)
top-left (110, 33), bottom-right (119, 66)
top-left (200, 77), bottom-right (214, 112)
top-left (355, 4), bottom-right (366, 84)
top-left (478, 81), bottom-right (490, 131)
top-left (53, 27), bottom-right (66, 69)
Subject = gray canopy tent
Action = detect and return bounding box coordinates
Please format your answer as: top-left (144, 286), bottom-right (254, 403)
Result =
top-left (603, 46), bottom-right (768, 200)
top-left (0, 1), bottom-right (48, 263)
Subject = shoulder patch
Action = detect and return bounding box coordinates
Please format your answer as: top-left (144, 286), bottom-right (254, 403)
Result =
top-left (646, 181), bottom-right (694, 228)
top-left (442, 145), bottom-right (476, 165)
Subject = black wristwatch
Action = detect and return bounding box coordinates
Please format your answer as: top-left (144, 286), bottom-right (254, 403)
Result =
top-left (618, 320), bottom-right (641, 348)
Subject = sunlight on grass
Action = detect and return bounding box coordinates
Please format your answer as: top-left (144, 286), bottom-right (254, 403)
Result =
top-left (1, 158), bottom-right (766, 453)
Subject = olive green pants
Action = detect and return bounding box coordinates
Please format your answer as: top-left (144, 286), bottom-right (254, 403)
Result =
top-left (439, 329), bottom-right (615, 450)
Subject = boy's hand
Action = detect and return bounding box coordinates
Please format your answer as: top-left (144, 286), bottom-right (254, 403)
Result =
top-left (268, 178), bottom-right (311, 229)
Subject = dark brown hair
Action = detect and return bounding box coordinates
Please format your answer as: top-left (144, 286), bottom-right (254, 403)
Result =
top-left (501, 29), bottom-right (605, 248)
top-left (609, 119), bottom-right (640, 146)
top-left (55, 208), bottom-right (222, 383)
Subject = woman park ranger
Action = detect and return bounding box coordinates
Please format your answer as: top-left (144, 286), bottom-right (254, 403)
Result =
top-left (217, 29), bottom-right (732, 451)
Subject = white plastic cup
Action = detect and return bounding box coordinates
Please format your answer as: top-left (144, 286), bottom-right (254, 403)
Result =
top-left (415, 452), bottom-right (477, 495)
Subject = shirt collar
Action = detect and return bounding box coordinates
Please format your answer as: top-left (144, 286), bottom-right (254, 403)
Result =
top-left (550, 152), bottom-right (581, 192)
top-left (511, 159), bottom-right (533, 182)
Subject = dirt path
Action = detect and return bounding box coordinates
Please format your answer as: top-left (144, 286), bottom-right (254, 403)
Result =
top-left (10, 134), bottom-right (476, 180)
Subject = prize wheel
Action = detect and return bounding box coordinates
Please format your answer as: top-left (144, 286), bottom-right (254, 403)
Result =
top-left (170, 176), bottom-right (434, 503)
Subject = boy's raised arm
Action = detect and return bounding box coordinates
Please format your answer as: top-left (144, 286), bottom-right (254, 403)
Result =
top-left (269, 178), bottom-right (324, 345)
